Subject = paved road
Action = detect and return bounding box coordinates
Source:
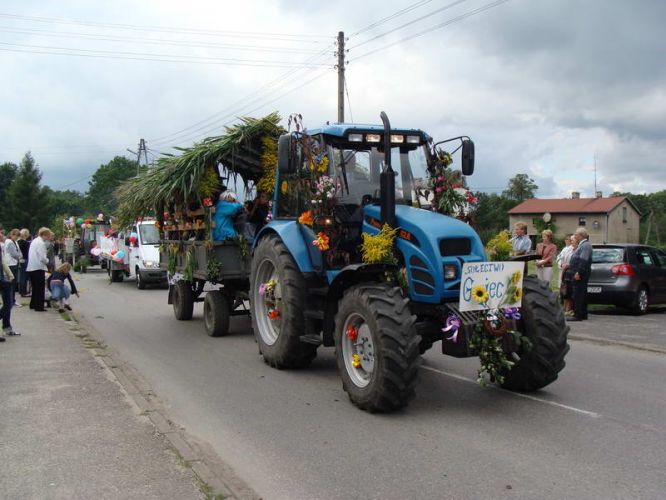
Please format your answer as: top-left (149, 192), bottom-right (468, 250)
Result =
top-left (74, 270), bottom-right (666, 499)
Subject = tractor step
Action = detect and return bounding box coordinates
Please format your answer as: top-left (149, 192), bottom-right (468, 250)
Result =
top-left (299, 334), bottom-right (323, 346)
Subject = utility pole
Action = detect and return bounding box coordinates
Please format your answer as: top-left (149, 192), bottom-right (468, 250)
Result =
top-left (594, 153), bottom-right (597, 195)
top-left (128, 138), bottom-right (149, 175)
top-left (336, 31), bottom-right (345, 123)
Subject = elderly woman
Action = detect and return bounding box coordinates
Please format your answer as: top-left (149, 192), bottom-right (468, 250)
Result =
top-left (212, 191), bottom-right (243, 241)
top-left (535, 229), bottom-right (557, 286)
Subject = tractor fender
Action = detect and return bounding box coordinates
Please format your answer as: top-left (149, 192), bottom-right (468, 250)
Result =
top-left (254, 220), bottom-right (321, 273)
top-left (322, 263), bottom-right (398, 345)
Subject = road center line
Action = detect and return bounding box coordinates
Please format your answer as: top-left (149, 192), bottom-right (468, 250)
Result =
top-left (421, 365), bottom-right (601, 418)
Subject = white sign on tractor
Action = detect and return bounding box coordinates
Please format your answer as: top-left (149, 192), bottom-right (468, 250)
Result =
top-left (459, 261), bottom-right (525, 312)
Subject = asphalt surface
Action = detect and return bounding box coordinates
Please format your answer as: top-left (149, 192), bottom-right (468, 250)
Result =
top-left (73, 269), bottom-right (666, 499)
top-left (0, 301), bottom-right (205, 500)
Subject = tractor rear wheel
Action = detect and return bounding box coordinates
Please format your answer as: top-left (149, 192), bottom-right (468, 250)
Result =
top-left (500, 276), bottom-right (570, 391)
top-left (250, 235), bottom-right (317, 368)
top-left (172, 281), bottom-right (194, 321)
top-left (204, 290), bottom-right (230, 337)
top-left (334, 283), bottom-right (421, 412)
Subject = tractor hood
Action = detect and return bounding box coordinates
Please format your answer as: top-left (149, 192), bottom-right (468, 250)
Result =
top-left (362, 204), bottom-right (486, 303)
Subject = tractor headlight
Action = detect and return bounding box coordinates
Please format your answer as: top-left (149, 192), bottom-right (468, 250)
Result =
top-left (348, 133), bottom-right (363, 142)
top-left (444, 265), bottom-right (457, 280)
top-left (366, 133), bottom-right (381, 143)
top-left (406, 135), bottom-right (421, 144)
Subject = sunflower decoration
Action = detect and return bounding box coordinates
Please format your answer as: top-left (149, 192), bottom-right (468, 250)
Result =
top-left (511, 287), bottom-right (523, 304)
top-left (471, 284), bottom-right (489, 304)
top-left (510, 271), bottom-right (522, 285)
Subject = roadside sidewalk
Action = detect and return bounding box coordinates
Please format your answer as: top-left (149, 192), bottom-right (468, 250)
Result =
top-left (0, 305), bottom-right (207, 499)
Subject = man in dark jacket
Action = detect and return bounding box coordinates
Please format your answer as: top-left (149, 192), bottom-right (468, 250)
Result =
top-left (568, 227), bottom-right (593, 321)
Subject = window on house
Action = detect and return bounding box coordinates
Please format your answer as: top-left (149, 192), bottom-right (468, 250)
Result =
top-left (578, 216), bottom-right (586, 226)
top-left (622, 207), bottom-right (627, 223)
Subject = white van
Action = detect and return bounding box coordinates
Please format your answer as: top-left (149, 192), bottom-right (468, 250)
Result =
top-left (128, 220), bottom-right (167, 289)
top-left (100, 220), bottom-right (167, 289)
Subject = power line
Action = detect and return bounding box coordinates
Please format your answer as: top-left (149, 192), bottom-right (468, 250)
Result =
top-left (0, 25), bottom-right (324, 54)
top-left (0, 12), bottom-right (330, 41)
top-left (349, 0), bottom-right (509, 61)
top-left (344, 74), bottom-right (354, 123)
top-left (147, 41), bottom-right (337, 145)
top-left (0, 41), bottom-right (329, 68)
top-left (349, 0), bottom-right (436, 37)
top-left (349, 0), bottom-right (468, 50)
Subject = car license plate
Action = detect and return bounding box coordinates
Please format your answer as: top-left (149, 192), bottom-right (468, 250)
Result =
top-left (587, 286), bottom-right (602, 293)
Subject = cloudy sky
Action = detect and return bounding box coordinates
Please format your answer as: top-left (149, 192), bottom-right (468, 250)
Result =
top-left (1, 0), bottom-right (664, 198)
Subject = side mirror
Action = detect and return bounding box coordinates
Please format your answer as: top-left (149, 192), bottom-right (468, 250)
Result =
top-left (277, 134), bottom-right (300, 174)
top-left (461, 139), bottom-right (475, 176)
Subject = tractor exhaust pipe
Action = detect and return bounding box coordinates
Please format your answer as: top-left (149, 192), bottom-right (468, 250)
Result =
top-left (379, 111), bottom-right (396, 228)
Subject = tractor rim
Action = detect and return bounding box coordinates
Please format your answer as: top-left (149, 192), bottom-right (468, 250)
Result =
top-left (254, 259), bottom-right (282, 345)
top-left (342, 313), bottom-right (375, 388)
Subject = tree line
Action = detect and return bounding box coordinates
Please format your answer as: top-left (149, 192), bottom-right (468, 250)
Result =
top-left (1, 152), bottom-right (664, 249)
top-left (0, 152), bottom-right (138, 234)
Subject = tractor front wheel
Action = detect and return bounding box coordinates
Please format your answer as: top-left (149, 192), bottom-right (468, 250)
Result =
top-left (500, 276), bottom-right (570, 391)
top-left (334, 283), bottom-right (421, 412)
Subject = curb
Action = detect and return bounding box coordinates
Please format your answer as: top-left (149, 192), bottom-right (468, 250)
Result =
top-left (568, 333), bottom-right (666, 355)
top-left (71, 311), bottom-right (261, 500)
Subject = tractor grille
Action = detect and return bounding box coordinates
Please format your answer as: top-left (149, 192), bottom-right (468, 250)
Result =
top-left (439, 238), bottom-right (471, 257)
top-left (409, 255), bottom-right (434, 296)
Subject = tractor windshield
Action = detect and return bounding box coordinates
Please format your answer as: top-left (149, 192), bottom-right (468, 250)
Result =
top-left (329, 144), bottom-right (429, 207)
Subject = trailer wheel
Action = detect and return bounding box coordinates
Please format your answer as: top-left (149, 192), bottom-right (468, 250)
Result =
top-left (500, 276), bottom-right (570, 391)
top-left (250, 234), bottom-right (317, 368)
top-left (136, 268), bottom-right (147, 290)
top-left (334, 283), bottom-right (421, 412)
top-left (172, 281), bottom-right (194, 321)
top-left (204, 290), bottom-right (230, 337)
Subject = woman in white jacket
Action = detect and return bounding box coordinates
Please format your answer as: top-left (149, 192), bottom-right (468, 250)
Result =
top-left (27, 227), bottom-right (51, 312)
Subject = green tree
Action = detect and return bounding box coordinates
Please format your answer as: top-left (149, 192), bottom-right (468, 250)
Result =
top-left (86, 156), bottom-right (139, 214)
top-left (4, 152), bottom-right (52, 231)
top-left (503, 173), bottom-right (538, 202)
top-left (0, 161), bottom-right (18, 222)
top-left (48, 189), bottom-right (87, 216)
top-left (472, 192), bottom-right (518, 243)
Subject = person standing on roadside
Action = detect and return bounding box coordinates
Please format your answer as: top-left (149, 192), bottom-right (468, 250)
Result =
top-left (27, 227), bottom-right (51, 312)
top-left (5, 229), bottom-right (22, 307)
top-left (17, 229), bottom-right (31, 297)
top-left (557, 235), bottom-right (575, 315)
top-left (568, 227), bottom-right (593, 321)
top-left (510, 222), bottom-right (532, 256)
top-left (535, 229), bottom-right (557, 287)
top-left (0, 242), bottom-right (19, 339)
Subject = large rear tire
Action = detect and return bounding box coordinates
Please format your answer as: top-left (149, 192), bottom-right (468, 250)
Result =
top-left (250, 234), bottom-right (317, 368)
top-left (500, 276), bottom-right (570, 391)
top-left (334, 283), bottom-right (421, 412)
top-left (173, 281), bottom-right (194, 321)
top-left (204, 290), bottom-right (230, 337)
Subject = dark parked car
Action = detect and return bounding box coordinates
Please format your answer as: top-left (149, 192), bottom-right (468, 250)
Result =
top-left (588, 244), bottom-right (666, 314)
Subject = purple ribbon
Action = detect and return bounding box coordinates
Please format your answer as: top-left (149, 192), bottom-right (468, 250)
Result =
top-left (442, 314), bottom-right (462, 343)
top-left (503, 307), bottom-right (522, 320)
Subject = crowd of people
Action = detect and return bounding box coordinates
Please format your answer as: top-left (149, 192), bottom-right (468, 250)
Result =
top-left (511, 222), bottom-right (593, 322)
top-left (0, 226), bottom-right (78, 343)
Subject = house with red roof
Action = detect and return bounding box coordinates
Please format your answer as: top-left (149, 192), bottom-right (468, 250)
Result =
top-left (508, 192), bottom-right (641, 244)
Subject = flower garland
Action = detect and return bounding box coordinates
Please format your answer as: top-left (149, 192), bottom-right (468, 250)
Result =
top-left (444, 269), bottom-right (530, 386)
top-left (417, 147), bottom-right (477, 222)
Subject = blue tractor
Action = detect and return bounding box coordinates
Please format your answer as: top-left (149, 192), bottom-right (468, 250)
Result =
top-left (250, 112), bottom-right (569, 412)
